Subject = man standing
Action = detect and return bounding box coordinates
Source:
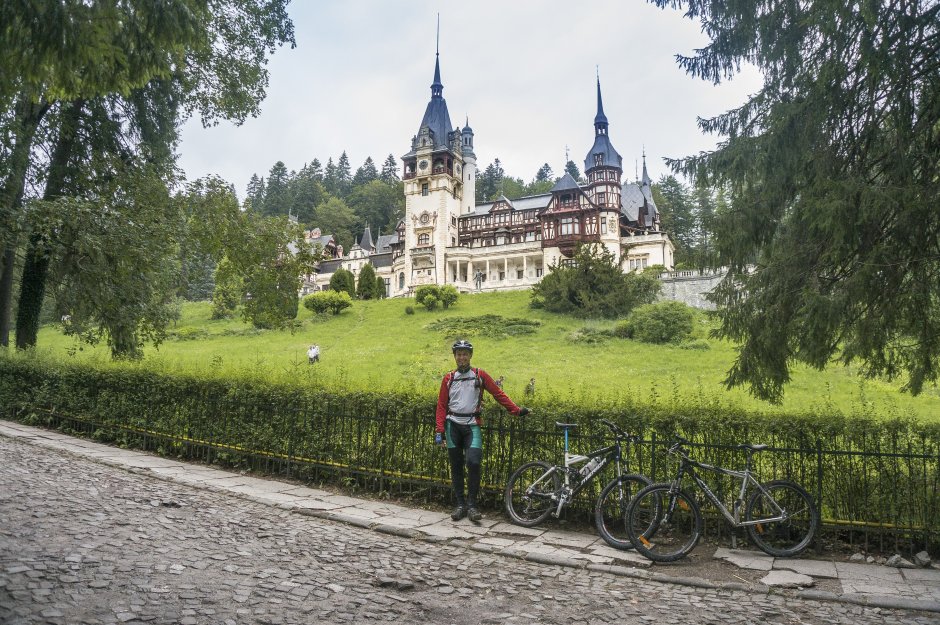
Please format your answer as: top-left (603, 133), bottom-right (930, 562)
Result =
top-left (307, 344), bottom-right (320, 364)
top-left (435, 340), bottom-right (529, 522)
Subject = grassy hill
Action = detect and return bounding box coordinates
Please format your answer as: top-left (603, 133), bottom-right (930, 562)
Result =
top-left (34, 290), bottom-right (940, 421)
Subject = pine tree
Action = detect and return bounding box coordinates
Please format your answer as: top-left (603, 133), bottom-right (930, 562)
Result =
top-left (652, 0), bottom-right (940, 400)
top-left (245, 174), bottom-right (266, 212)
top-left (535, 163), bottom-right (553, 182)
top-left (564, 160), bottom-right (581, 182)
top-left (309, 158), bottom-right (323, 182)
top-left (380, 154), bottom-right (399, 182)
top-left (263, 161), bottom-right (289, 217)
top-left (356, 263), bottom-right (377, 300)
top-left (323, 157), bottom-right (338, 196)
top-left (336, 151), bottom-right (353, 197)
top-left (353, 156), bottom-right (378, 186)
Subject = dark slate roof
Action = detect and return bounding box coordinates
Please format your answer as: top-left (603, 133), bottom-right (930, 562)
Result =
top-left (370, 252), bottom-right (393, 269)
top-left (584, 78), bottom-right (623, 173)
top-left (359, 227), bottom-right (374, 252)
top-left (621, 180), bottom-right (659, 227)
top-left (318, 258), bottom-right (343, 273)
top-left (466, 193), bottom-right (552, 217)
top-left (551, 173), bottom-right (580, 192)
top-left (375, 234), bottom-right (397, 253)
top-left (416, 55), bottom-right (454, 150)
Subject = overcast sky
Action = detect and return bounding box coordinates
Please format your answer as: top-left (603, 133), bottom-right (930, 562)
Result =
top-left (176, 1), bottom-right (763, 199)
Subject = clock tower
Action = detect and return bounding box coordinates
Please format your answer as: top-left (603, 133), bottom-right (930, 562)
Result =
top-left (400, 48), bottom-right (469, 291)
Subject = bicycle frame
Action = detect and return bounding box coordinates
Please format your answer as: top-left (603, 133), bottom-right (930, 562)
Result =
top-left (667, 454), bottom-right (790, 527)
top-left (669, 454), bottom-right (789, 527)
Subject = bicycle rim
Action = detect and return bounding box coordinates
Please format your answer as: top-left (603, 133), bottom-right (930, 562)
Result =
top-left (627, 484), bottom-right (701, 562)
top-left (745, 480), bottom-right (819, 557)
top-left (504, 461), bottom-right (559, 527)
top-left (594, 474), bottom-right (651, 550)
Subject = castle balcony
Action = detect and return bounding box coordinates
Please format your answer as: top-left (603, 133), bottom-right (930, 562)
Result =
top-left (410, 246), bottom-right (435, 258)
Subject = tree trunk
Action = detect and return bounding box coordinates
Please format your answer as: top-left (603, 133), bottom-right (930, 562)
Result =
top-left (0, 94), bottom-right (48, 348)
top-left (15, 100), bottom-right (81, 350)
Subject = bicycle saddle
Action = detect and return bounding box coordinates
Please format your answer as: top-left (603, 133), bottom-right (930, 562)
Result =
top-left (736, 443), bottom-right (769, 452)
top-left (555, 422), bottom-right (578, 430)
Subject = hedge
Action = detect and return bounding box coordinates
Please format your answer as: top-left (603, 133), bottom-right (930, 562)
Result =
top-left (1, 354), bottom-right (937, 554)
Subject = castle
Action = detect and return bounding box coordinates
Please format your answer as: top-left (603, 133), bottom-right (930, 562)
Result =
top-left (306, 50), bottom-right (674, 298)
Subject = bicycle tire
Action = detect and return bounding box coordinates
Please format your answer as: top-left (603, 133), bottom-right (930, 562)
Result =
top-left (745, 479), bottom-right (819, 557)
top-left (626, 483), bottom-right (702, 562)
top-left (504, 461), bottom-right (560, 527)
top-left (593, 473), bottom-right (652, 550)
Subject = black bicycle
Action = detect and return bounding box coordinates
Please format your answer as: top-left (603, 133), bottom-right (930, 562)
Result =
top-left (625, 436), bottom-right (820, 562)
top-left (504, 419), bottom-right (651, 550)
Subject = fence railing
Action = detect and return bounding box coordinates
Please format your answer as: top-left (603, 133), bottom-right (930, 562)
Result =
top-left (2, 358), bottom-right (937, 555)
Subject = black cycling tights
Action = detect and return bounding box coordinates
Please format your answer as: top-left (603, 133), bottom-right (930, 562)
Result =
top-left (446, 422), bottom-right (483, 507)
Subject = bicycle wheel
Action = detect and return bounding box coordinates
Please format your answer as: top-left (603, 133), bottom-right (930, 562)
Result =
top-left (745, 479), bottom-right (819, 557)
top-left (626, 483), bottom-right (702, 562)
top-left (593, 473), bottom-right (652, 550)
top-left (504, 461), bottom-right (560, 527)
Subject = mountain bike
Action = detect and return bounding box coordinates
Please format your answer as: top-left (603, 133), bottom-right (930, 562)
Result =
top-left (504, 419), bottom-right (651, 550)
top-left (625, 436), bottom-right (819, 562)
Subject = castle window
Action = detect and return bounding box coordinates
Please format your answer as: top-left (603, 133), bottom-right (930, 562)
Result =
top-left (596, 192), bottom-right (607, 206)
top-left (418, 233), bottom-right (430, 246)
top-left (422, 183), bottom-right (429, 196)
top-left (399, 272), bottom-right (405, 289)
top-left (560, 217), bottom-right (580, 236)
top-left (517, 269), bottom-right (524, 279)
top-left (536, 268), bottom-right (543, 277)
top-left (560, 193), bottom-right (572, 205)
top-left (594, 153), bottom-right (604, 166)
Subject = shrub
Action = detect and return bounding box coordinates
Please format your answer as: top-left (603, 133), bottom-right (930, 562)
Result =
top-left (530, 243), bottom-right (660, 318)
top-left (304, 290), bottom-right (352, 316)
top-left (329, 268), bottom-right (355, 297)
top-left (415, 285), bottom-right (441, 311)
top-left (302, 292), bottom-right (331, 315)
top-left (620, 301), bottom-right (696, 344)
top-left (356, 264), bottom-right (377, 300)
top-left (439, 285), bottom-right (459, 309)
top-left (405, 306), bottom-right (415, 315)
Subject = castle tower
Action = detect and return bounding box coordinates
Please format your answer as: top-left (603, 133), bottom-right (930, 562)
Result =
top-left (400, 46), bottom-right (467, 291)
top-left (583, 77), bottom-right (624, 257)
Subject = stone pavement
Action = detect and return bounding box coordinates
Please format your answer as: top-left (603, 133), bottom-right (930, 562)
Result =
top-left (2, 419), bottom-right (938, 616)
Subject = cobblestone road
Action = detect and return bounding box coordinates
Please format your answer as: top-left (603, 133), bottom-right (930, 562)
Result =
top-left (1, 437), bottom-right (935, 625)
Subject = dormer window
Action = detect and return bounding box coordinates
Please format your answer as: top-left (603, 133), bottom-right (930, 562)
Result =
top-left (560, 193), bottom-right (572, 204)
top-left (594, 153), bottom-right (604, 166)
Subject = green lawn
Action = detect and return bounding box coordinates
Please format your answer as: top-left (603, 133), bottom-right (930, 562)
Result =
top-left (34, 291), bottom-right (940, 421)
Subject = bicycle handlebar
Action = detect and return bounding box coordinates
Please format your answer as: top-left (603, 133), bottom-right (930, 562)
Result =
top-left (599, 419), bottom-right (639, 443)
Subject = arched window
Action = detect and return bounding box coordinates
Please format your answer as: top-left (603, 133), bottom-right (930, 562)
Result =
top-left (418, 233), bottom-right (430, 246)
top-left (398, 272), bottom-right (405, 290)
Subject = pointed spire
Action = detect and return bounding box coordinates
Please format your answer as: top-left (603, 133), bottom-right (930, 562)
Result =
top-left (641, 149), bottom-right (651, 186)
top-left (594, 75), bottom-right (608, 128)
top-left (431, 15), bottom-right (443, 98)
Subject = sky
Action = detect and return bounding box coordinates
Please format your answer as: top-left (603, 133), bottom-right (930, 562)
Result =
top-left (176, 1), bottom-right (764, 199)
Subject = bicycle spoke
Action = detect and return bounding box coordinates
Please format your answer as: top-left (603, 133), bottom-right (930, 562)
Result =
top-left (594, 474), bottom-right (651, 550)
top-left (627, 484), bottom-right (701, 562)
top-left (504, 461), bottom-right (559, 527)
top-left (745, 480), bottom-right (819, 557)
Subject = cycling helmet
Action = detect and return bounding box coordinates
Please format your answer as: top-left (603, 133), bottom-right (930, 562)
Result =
top-left (452, 339), bottom-right (473, 355)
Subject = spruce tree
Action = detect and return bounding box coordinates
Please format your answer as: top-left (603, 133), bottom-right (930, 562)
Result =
top-left (380, 154), bottom-right (400, 182)
top-left (652, 0), bottom-right (940, 400)
top-left (356, 263), bottom-right (377, 300)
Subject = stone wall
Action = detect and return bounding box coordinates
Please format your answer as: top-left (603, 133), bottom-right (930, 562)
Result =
top-left (658, 269), bottom-right (727, 310)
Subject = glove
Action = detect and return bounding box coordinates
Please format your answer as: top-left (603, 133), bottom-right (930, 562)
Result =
top-left (518, 407), bottom-right (530, 417)
top-left (434, 432), bottom-right (443, 446)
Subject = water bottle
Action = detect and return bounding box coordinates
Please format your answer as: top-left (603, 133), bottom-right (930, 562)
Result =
top-left (580, 457), bottom-right (602, 477)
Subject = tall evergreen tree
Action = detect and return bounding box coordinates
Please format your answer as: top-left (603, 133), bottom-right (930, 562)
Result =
top-left (262, 161), bottom-right (289, 217)
top-left (353, 156), bottom-right (378, 186)
top-left (380, 154), bottom-right (400, 182)
top-left (356, 263), bottom-right (377, 300)
top-left (245, 173), bottom-right (265, 212)
top-left (653, 175), bottom-right (696, 266)
top-left (308, 158), bottom-right (323, 182)
top-left (564, 160), bottom-right (581, 182)
top-left (336, 151), bottom-right (353, 197)
top-left (323, 157), bottom-right (338, 196)
top-left (535, 163), bottom-right (553, 182)
top-left (652, 0), bottom-right (940, 401)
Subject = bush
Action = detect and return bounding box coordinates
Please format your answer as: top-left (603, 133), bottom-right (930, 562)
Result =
top-left (356, 264), bottom-right (377, 300)
top-left (329, 268), bottom-right (355, 297)
top-left (405, 306), bottom-right (415, 315)
top-left (303, 290), bottom-right (352, 316)
top-left (619, 301), bottom-right (696, 344)
top-left (415, 285), bottom-right (441, 311)
top-left (439, 285), bottom-right (459, 309)
top-left (530, 243), bottom-right (660, 318)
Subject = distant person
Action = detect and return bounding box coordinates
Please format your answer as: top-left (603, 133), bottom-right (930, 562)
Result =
top-left (525, 377), bottom-right (535, 398)
top-left (435, 340), bottom-right (529, 523)
top-left (307, 344), bottom-right (320, 364)
top-left (496, 375), bottom-right (504, 389)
